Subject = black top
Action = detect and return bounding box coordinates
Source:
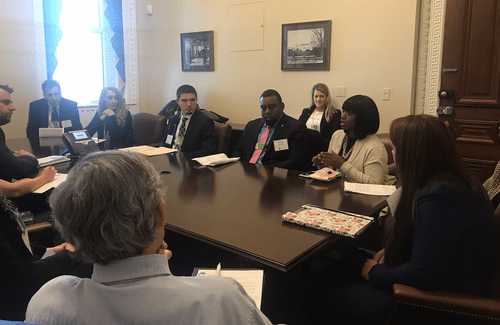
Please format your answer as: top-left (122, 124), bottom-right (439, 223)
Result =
top-left (299, 106), bottom-right (341, 151)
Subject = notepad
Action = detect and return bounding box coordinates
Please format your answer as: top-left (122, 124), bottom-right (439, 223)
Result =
top-left (193, 268), bottom-right (264, 309)
top-left (282, 204), bottom-right (374, 238)
top-left (344, 182), bottom-right (396, 196)
top-left (33, 173), bottom-right (67, 193)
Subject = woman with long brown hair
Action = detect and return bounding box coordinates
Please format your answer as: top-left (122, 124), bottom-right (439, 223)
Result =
top-left (86, 86), bottom-right (135, 149)
top-left (316, 115), bottom-right (496, 324)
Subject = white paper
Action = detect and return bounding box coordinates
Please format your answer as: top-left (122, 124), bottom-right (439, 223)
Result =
top-left (33, 173), bottom-right (67, 193)
top-left (37, 155), bottom-right (70, 167)
top-left (195, 268), bottom-right (264, 309)
top-left (192, 153), bottom-right (240, 166)
top-left (344, 181), bottom-right (396, 196)
top-left (120, 145), bottom-right (177, 157)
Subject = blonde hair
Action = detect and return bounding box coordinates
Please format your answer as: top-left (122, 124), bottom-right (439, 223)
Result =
top-left (98, 86), bottom-right (128, 127)
top-left (311, 83), bottom-right (337, 122)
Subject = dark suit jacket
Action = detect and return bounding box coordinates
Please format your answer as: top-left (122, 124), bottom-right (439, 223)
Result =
top-left (0, 128), bottom-right (38, 181)
top-left (0, 200), bottom-right (91, 320)
top-left (233, 113), bottom-right (308, 171)
top-left (26, 98), bottom-right (83, 141)
top-left (299, 106), bottom-right (341, 151)
top-left (160, 109), bottom-right (216, 158)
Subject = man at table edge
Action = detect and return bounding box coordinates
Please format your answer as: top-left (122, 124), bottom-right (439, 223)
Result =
top-left (26, 79), bottom-right (83, 141)
top-left (0, 84), bottom-right (38, 181)
top-left (232, 89), bottom-right (308, 171)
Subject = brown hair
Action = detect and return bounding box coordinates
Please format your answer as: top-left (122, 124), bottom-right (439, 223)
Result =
top-left (384, 114), bottom-right (488, 264)
top-left (311, 83), bottom-right (337, 122)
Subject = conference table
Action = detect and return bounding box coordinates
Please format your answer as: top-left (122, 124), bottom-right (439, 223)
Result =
top-left (7, 137), bottom-right (388, 272)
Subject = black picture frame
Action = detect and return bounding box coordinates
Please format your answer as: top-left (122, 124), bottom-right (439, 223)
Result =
top-left (181, 31), bottom-right (214, 72)
top-left (281, 20), bottom-right (331, 71)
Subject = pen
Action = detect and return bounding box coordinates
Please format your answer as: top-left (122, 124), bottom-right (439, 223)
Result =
top-left (216, 262), bottom-right (221, 276)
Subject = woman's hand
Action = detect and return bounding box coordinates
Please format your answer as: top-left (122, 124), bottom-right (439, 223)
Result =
top-left (373, 249), bottom-right (385, 264)
top-left (38, 166), bottom-right (57, 184)
top-left (100, 108), bottom-right (115, 121)
top-left (312, 151), bottom-right (345, 169)
top-left (361, 259), bottom-right (377, 281)
top-left (157, 241), bottom-right (173, 260)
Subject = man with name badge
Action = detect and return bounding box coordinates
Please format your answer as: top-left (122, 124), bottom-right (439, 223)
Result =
top-left (160, 85), bottom-right (216, 158)
top-left (233, 89), bottom-right (308, 171)
top-left (26, 79), bottom-right (83, 141)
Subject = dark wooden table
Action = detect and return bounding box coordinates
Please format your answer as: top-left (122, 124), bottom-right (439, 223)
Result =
top-left (6, 137), bottom-right (388, 271)
top-left (6, 137), bottom-right (66, 158)
top-left (147, 153), bottom-right (387, 271)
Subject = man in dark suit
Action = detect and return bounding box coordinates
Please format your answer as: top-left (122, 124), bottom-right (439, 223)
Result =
top-left (160, 85), bottom-right (216, 158)
top-left (26, 80), bottom-right (83, 141)
top-left (0, 85), bottom-right (38, 181)
top-left (233, 89), bottom-right (308, 171)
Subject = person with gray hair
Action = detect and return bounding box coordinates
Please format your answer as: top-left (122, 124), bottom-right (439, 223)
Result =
top-left (26, 150), bottom-right (272, 325)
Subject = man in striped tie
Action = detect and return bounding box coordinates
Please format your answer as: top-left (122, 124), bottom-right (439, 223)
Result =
top-left (232, 89), bottom-right (308, 171)
top-left (160, 85), bottom-right (216, 158)
top-left (26, 80), bottom-right (83, 141)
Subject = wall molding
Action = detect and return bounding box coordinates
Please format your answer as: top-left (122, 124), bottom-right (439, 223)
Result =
top-left (415, 0), bottom-right (446, 115)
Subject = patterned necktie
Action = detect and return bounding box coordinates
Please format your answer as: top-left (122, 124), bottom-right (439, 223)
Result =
top-left (51, 108), bottom-right (59, 128)
top-left (249, 126), bottom-right (270, 164)
top-left (177, 116), bottom-right (187, 149)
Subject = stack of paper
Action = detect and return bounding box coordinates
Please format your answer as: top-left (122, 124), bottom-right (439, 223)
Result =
top-left (120, 145), bottom-right (177, 157)
top-left (37, 155), bottom-right (70, 167)
top-left (343, 182), bottom-right (396, 196)
top-left (192, 153), bottom-right (240, 166)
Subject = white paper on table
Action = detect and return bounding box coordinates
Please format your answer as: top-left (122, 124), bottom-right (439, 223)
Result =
top-left (194, 268), bottom-right (264, 309)
top-left (192, 153), bottom-right (240, 166)
top-left (344, 181), bottom-right (396, 196)
top-left (33, 173), bottom-right (67, 193)
top-left (120, 145), bottom-right (177, 156)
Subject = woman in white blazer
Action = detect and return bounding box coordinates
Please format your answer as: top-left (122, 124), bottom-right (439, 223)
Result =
top-left (312, 95), bottom-right (391, 184)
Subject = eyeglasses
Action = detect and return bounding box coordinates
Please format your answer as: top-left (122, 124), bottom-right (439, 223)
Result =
top-left (0, 99), bottom-right (13, 106)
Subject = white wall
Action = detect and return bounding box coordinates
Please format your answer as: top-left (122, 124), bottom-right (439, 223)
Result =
top-left (0, 1), bottom-right (40, 138)
top-left (0, 0), bottom-right (418, 139)
top-left (135, 0), bottom-right (419, 133)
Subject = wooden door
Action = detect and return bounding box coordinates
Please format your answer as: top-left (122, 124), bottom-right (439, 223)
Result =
top-left (439, 0), bottom-right (500, 182)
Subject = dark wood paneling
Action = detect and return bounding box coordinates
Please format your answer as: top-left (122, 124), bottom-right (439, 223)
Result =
top-left (462, 157), bottom-right (497, 182)
top-left (455, 119), bottom-right (499, 144)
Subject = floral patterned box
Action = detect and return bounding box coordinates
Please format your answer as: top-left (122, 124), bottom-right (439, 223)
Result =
top-left (282, 204), bottom-right (374, 238)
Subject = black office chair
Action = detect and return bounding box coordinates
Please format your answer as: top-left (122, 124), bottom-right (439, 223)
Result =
top-left (214, 122), bottom-right (232, 154)
top-left (132, 113), bottom-right (167, 146)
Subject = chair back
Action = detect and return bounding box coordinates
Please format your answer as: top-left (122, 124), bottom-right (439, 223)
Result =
top-left (132, 113), bottom-right (167, 145)
top-left (376, 133), bottom-right (394, 165)
top-left (214, 122), bottom-right (232, 154)
top-left (303, 129), bottom-right (323, 171)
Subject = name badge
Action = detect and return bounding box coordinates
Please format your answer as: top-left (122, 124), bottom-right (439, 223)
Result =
top-left (61, 120), bottom-right (72, 128)
top-left (274, 139), bottom-right (289, 151)
top-left (166, 135), bottom-right (173, 145)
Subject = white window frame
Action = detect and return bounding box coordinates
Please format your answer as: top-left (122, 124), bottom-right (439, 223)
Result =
top-left (32, 0), bottom-right (139, 115)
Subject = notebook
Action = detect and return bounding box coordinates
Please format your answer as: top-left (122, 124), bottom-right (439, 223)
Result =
top-left (282, 204), bottom-right (374, 238)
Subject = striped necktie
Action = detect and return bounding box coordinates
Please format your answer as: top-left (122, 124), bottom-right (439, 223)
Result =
top-left (249, 126), bottom-right (270, 164)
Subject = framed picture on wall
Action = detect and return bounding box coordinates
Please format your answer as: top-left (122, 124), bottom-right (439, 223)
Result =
top-left (181, 31), bottom-right (214, 72)
top-left (281, 20), bottom-right (331, 71)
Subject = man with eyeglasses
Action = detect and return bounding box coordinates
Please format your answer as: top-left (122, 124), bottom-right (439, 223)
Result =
top-left (26, 79), bottom-right (82, 141)
top-left (160, 84), bottom-right (216, 158)
top-left (0, 85), bottom-right (38, 181)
